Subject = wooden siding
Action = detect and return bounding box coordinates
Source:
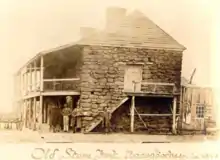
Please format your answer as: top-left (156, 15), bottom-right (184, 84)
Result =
top-left (181, 86), bottom-right (215, 131)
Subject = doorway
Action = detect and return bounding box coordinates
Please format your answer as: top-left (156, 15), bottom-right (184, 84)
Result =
top-left (124, 64), bottom-right (143, 92)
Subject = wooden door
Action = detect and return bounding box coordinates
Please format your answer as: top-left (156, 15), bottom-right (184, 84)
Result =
top-left (124, 65), bottom-right (143, 92)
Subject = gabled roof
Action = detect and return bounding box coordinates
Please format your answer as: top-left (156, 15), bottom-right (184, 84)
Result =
top-left (16, 9), bottom-right (186, 74)
top-left (77, 10), bottom-right (186, 51)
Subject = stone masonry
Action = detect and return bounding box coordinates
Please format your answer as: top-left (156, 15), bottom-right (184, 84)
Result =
top-left (77, 45), bottom-right (183, 131)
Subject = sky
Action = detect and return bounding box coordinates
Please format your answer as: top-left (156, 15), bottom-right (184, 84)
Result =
top-left (0, 0), bottom-right (218, 113)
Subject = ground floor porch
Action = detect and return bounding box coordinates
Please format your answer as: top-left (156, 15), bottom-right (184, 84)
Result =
top-left (18, 88), bottom-right (216, 135)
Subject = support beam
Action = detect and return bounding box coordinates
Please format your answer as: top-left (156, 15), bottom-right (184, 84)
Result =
top-left (34, 61), bottom-right (37, 92)
top-left (28, 99), bottom-right (32, 129)
top-left (29, 64), bottom-right (32, 92)
top-left (24, 100), bottom-right (28, 128)
top-left (130, 96), bottom-right (135, 133)
top-left (27, 67), bottom-right (30, 93)
top-left (179, 87), bottom-right (183, 131)
top-left (33, 97), bottom-right (36, 130)
top-left (40, 55), bottom-right (44, 92)
top-left (172, 96), bottom-right (177, 134)
top-left (43, 102), bottom-right (47, 123)
top-left (39, 96), bottom-right (43, 130)
top-left (25, 69), bottom-right (28, 95)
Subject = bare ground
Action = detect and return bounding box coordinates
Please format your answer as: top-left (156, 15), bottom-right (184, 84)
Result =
top-left (0, 130), bottom-right (218, 143)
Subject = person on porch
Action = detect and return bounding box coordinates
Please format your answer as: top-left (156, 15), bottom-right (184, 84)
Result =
top-left (101, 106), bottom-right (112, 133)
top-left (71, 108), bottom-right (77, 133)
top-left (61, 104), bottom-right (72, 132)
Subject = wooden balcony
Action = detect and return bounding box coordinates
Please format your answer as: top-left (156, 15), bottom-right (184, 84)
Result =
top-left (43, 78), bottom-right (80, 91)
top-left (124, 82), bottom-right (177, 97)
top-left (21, 78), bottom-right (80, 99)
top-left (42, 78), bottom-right (80, 96)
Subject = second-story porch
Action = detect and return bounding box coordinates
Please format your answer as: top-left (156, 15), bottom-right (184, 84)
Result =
top-left (15, 45), bottom-right (83, 100)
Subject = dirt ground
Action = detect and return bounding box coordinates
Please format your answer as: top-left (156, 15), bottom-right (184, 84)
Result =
top-left (0, 129), bottom-right (218, 143)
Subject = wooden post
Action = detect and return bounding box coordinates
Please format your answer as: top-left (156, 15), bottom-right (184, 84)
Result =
top-left (27, 67), bottom-right (30, 94)
top-left (172, 96), bottom-right (177, 134)
top-left (33, 97), bottom-right (36, 130)
top-left (25, 69), bottom-right (28, 95)
top-left (179, 86), bottom-right (183, 131)
top-left (40, 55), bottom-right (44, 92)
top-left (29, 64), bottom-right (32, 92)
top-left (25, 100), bottom-right (28, 128)
top-left (28, 99), bottom-right (32, 129)
top-left (39, 96), bottom-right (43, 130)
top-left (34, 61), bottom-right (37, 92)
top-left (130, 96), bottom-right (135, 133)
top-left (43, 102), bottom-right (47, 123)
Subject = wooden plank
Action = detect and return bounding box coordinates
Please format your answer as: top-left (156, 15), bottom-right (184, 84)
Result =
top-left (134, 107), bottom-right (147, 127)
top-left (42, 91), bottom-right (80, 96)
top-left (22, 92), bottom-right (41, 100)
top-left (43, 102), bottom-right (47, 123)
top-left (179, 86), bottom-right (183, 129)
top-left (124, 92), bottom-right (175, 98)
top-left (30, 64), bottom-right (33, 92)
top-left (137, 113), bottom-right (180, 116)
top-left (33, 97), bottom-right (36, 130)
top-left (172, 96), bottom-right (177, 134)
top-left (40, 55), bottom-right (44, 92)
top-left (141, 82), bottom-right (175, 86)
top-left (26, 67), bottom-right (41, 70)
top-left (33, 61), bottom-right (37, 92)
top-left (43, 78), bottom-right (80, 82)
top-left (129, 113), bottom-right (180, 116)
top-left (25, 70), bottom-right (28, 95)
top-left (130, 96), bottom-right (135, 132)
top-left (39, 96), bottom-right (43, 130)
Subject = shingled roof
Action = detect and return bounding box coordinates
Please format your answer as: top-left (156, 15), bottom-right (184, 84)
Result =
top-left (77, 10), bottom-right (186, 51)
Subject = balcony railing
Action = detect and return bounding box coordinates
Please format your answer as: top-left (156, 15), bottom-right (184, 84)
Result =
top-left (124, 81), bottom-right (177, 95)
top-left (43, 78), bottom-right (80, 92)
top-left (141, 82), bottom-right (176, 95)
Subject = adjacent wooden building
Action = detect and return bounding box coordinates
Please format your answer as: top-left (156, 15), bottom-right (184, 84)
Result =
top-left (14, 7), bottom-right (216, 134)
top-left (180, 84), bottom-right (216, 134)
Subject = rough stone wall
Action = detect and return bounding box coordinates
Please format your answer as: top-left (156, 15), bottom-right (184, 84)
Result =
top-left (78, 45), bottom-right (183, 128)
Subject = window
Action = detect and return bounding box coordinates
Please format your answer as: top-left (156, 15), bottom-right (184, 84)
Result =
top-left (196, 105), bottom-right (205, 118)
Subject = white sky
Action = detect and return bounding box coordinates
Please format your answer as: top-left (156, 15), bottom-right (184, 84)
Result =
top-left (0, 0), bottom-right (218, 113)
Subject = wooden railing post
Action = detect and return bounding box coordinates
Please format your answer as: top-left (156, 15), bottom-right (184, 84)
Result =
top-left (39, 96), bottom-right (43, 130)
top-left (30, 64), bottom-right (33, 92)
top-left (34, 60), bottom-right (37, 92)
top-left (40, 55), bottom-right (44, 92)
top-left (33, 97), bottom-right (36, 130)
top-left (25, 68), bottom-right (28, 95)
top-left (130, 96), bottom-right (135, 132)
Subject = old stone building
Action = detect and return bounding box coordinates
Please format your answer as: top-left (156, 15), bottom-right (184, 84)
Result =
top-left (14, 7), bottom-right (188, 134)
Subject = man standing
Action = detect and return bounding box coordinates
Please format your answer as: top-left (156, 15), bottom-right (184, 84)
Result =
top-left (71, 108), bottom-right (77, 133)
top-left (61, 104), bottom-right (72, 132)
top-left (102, 106), bottom-right (112, 133)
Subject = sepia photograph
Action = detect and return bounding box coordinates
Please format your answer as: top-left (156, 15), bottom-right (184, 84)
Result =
top-left (0, 0), bottom-right (219, 159)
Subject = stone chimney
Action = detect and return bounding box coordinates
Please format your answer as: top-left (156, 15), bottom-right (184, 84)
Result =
top-left (80, 27), bottom-right (97, 38)
top-left (105, 7), bottom-right (127, 32)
